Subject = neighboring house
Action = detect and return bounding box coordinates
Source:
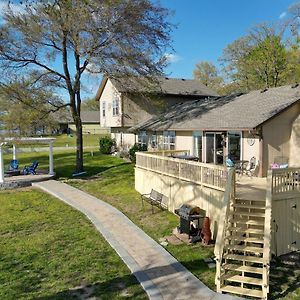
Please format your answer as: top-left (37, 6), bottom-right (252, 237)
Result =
top-left (68, 111), bottom-right (109, 135)
top-left (132, 84), bottom-right (300, 177)
top-left (95, 76), bottom-right (218, 149)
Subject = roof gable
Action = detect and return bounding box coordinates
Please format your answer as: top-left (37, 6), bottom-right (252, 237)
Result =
top-left (95, 76), bottom-right (218, 101)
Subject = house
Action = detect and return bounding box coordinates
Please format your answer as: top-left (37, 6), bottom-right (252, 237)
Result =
top-left (132, 84), bottom-right (300, 177)
top-left (67, 111), bottom-right (109, 135)
top-left (133, 84), bottom-right (300, 299)
top-left (95, 76), bottom-right (218, 149)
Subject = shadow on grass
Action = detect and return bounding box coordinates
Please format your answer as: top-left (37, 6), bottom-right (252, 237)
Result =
top-left (34, 274), bottom-right (146, 300)
top-left (35, 260), bottom-right (213, 300)
top-left (56, 162), bottom-right (131, 179)
top-left (269, 252), bottom-right (300, 299)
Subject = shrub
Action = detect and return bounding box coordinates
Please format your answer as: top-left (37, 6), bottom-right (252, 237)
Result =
top-left (129, 143), bottom-right (147, 162)
top-left (99, 136), bottom-right (116, 154)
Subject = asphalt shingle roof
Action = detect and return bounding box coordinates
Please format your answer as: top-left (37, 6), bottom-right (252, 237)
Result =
top-left (110, 77), bottom-right (219, 97)
top-left (131, 84), bottom-right (300, 132)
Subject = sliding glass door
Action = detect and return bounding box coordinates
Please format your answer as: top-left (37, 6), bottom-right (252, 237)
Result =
top-left (205, 133), bottom-right (224, 165)
top-left (228, 132), bottom-right (241, 161)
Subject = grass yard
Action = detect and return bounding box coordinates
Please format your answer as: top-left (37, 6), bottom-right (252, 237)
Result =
top-left (52, 134), bottom-right (107, 148)
top-left (0, 188), bottom-right (146, 300)
top-left (3, 150), bottom-right (216, 290)
top-left (8, 134), bottom-right (106, 149)
top-left (4, 151), bottom-right (300, 300)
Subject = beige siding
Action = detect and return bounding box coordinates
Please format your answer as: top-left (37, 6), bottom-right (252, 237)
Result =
top-left (175, 131), bottom-right (194, 153)
top-left (262, 103), bottom-right (300, 176)
top-left (242, 132), bottom-right (260, 163)
top-left (99, 79), bottom-right (122, 128)
top-left (111, 131), bottom-right (136, 149)
top-left (290, 114), bottom-right (300, 167)
top-left (135, 167), bottom-right (224, 240)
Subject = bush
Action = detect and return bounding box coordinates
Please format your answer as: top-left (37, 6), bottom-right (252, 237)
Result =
top-left (129, 144), bottom-right (147, 162)
top-left (99, 136), bottom-right (116, 154)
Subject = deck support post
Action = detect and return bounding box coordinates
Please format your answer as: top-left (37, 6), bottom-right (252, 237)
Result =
top-left (12, 144), bottom-right (17, 160)
top-left (0, 143), bottom-right (6, 183)
top-left (49, 141), bottom-right (54, 175)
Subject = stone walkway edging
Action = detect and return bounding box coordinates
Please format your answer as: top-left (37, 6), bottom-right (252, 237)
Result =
top-left (33, 180), bottom-right (243, 300)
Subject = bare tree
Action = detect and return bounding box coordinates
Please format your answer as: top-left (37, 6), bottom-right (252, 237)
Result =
top-left (0, 0), bottom-right (172, 173)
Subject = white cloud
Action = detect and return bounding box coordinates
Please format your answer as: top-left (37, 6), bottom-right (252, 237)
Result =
top-left (279, 11), bottom-right (287, 19)
top-left (164, 53), bottom-right (182, 64)
top-left (0, 1), bottom-right (24, 18)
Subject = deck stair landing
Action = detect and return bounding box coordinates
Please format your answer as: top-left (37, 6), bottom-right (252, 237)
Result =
top-left (215, 173), bottom-right (271, 300)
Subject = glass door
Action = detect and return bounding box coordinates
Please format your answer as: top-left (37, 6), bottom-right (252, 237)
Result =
top-left (228, 132), bottom-right (241, 162)
top-left (193, 131), bottom-right (203, 161)
top-left (205, 133), bottom-right (224, 164)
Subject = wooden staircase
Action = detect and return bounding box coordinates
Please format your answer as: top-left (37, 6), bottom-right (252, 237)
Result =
top-left (215, 170), bottom-right (272, 300)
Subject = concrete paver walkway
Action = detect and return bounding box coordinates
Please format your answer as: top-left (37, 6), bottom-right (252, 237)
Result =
top-left (33, 180), bottom-right (241, 300)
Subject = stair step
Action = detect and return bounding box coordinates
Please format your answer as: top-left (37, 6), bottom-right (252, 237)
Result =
top-left (228, 218), bottom-right (265, 226)
top-left (224, 274), bottom-right (263, 286)
top-left (233, 204), bottom-right (265, 209)
top-left (225, 245), bottom-right (264, 254)
top-left (224, 254), bottom-right (264, 264)
top-left (220, 285), bottom-right (263, 298)
top-left (227, 227), bottom-right (264, 234)
top-left (223, 263), bottom-right (263, 274)
top-left (228, 235), bottom-right (264, 244)
top-left (230, 211), bottom-right (265, 217)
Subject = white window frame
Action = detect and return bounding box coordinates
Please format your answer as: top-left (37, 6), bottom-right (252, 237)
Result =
top-left (163, 131), bottom-right (176, 150)
top-left (112, 98), bottom-right (119, 116)
top-left (137, 131), bottom-right (147, 147)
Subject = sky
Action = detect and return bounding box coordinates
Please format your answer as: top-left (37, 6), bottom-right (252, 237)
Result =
top-left (162, 0), bottom-right (296, 78)
top-left (0, 0), bottom-right (297, 99)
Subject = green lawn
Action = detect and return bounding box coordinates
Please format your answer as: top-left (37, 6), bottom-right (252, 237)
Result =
top-left (52, 134), bottom-right (107, 148)
top-left (0, 188), bottom-right (146, 300)
top-left (8, 134), bottom-right (107, 149)
top-left (3, 150), bottom-right (300, 298)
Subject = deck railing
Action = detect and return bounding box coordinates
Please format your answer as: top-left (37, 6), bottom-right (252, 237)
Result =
top-left (147, 149), bottom-right (190, 157)
top-left (214, 168), bottom-right (236, 292)
top-left (136, 151), bottom-right (227, 191)
top-left (272, 168), bottom-right (300, 197)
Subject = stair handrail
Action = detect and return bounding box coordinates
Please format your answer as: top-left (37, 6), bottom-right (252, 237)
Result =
top-left (262, 170), bottom-right (273, 299)
top-left (214, 168), bottom-right (235, 292)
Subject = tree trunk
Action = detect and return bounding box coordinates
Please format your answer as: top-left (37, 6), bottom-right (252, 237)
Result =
top-left (75, 117), bottom-right (84, 173)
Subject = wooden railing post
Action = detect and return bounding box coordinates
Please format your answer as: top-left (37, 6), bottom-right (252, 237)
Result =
top-left (263, 170), bottom-right (273, 299)
top-left (214, 168), bottom-right (235, 292)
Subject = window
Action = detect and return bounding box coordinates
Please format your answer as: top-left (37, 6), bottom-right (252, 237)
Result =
top-left (102, 102), bottom-right (106, 118)
top-left (193, 131), bottom-right (202, 161)
top-left (112, 98), bottom-right (119, 116)
top-left (137, 131), bottom-right (147, 147)
top-left (163, 131), bottom-right (176, 150)
top-left (150, 132), bottom-right (157, 148)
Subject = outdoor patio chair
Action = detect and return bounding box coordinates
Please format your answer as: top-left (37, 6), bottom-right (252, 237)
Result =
top-left (9, 159), bottom-right (19, 171)
top-left (23, 161), bottom-right (39, 175)
top-left (246, 156), bottom-right (258, 177)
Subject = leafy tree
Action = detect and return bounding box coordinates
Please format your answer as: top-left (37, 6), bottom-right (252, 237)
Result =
top-left (220, 24), bottom-right (289, 92)
top-left (0, 80), bottom-right (60, 135)
top-left (193, 61), bottom-right (224, 94)
top-left (0, 0), bottom-right (172, 173)
top-left (81, 97), bottom-right (99, 111)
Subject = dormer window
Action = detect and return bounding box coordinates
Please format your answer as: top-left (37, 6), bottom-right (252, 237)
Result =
top-left (112, 98), bottom-right (119, 116)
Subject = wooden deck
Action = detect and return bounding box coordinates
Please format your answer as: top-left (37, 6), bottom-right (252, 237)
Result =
top-left (236, 176), bottom-right (267, 200)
